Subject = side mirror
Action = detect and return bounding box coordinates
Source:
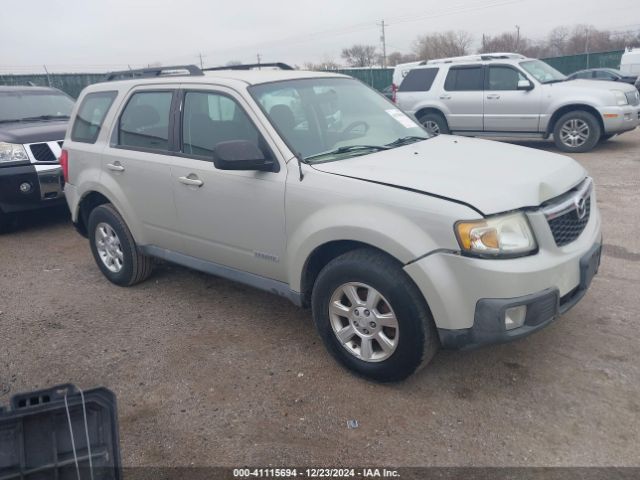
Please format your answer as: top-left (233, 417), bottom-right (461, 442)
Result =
top-left (212, 140), bottom-right (274, 172)
top-left (517, 79), bottom-right (534, 91)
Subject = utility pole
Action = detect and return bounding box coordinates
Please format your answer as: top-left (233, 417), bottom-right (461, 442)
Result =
top-left (378, 20), bottom-right (387, 68)
top-left (585, 27), bottom-right (591, 69)
top-left (515, 25), bottom-right (521, 52)
top-left (43, 65), bottom-right (51, 87)
top-left (257, 53), bottom-right (262, 69)
top-left (198, 53), bottom-right (204, 69)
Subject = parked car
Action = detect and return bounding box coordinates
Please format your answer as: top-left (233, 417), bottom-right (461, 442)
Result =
top-left (0, 86), bottom-right (72, 232)
top-left (394, 53), bottom-right (640, 153)
top-left (567, 68), bottom-right (638, 88)
top-left (63, 64), bottom-right (602, 381)
top-left (620, 48), bottom-right (640, 76)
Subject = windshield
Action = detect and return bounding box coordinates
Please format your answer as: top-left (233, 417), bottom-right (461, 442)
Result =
top-left (0, 90), bottom-right (74, 123)
top-left (249, 78), bottom-right (427, 163)
top-left (520, 60), bottom-right (567, 84)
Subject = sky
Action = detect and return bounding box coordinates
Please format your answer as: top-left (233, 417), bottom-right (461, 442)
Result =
top-left (1, 0), bottom-right (639, 73)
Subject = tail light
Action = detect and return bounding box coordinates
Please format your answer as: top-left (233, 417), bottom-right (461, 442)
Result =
top-left (59, 149), bottom-right (69, 183)
top-left (391, 83), bottom-right (398, 104)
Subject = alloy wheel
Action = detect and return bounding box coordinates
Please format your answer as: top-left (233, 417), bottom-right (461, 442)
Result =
top-left (559, 118), bottom-right (590, 148)
top-left (328, 282), bottom-right (399, 363)
top-left (95, 222), bottom-right (124, 273)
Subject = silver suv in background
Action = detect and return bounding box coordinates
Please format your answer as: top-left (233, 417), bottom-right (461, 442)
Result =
top-left (395, 53), bottom-right (640, 152)
top-left (63, 64), bottom-right (601, 381)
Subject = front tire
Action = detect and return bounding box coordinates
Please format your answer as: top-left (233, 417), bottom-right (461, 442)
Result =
top-left (88, 204), bottom-right (153, 286)
top-left (553, 111), bottom-right (601, 153)
top-left (311, 249), bottom-right (439, 382)
top-left (418, 112), bottom-right (450, 136)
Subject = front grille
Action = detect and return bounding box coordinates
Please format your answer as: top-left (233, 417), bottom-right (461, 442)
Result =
top-left (547, 197), bottom-right (591, 247)
top-left (626, 90), bottom-right (640, 106)
top-left (29, 143), bottom-right (56, 162)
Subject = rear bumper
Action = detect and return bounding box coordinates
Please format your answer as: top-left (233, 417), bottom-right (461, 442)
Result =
top-left (598, 105), bottom-right (640, 133)
top-left (0, 164), bottom-right (65, 213)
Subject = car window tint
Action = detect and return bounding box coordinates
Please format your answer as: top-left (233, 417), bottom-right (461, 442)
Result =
top-left (594, 70), bottom-right (615, 80)
top-left (71, 91), bottom-right (117, 143)
top-left (182, 91), bottom-right (262, 158)
top-left (398, 68), bottom-right (439, 92)
top-left (118, 91), bottom-right (172, 151)
top-left (444, 67), bottom-right (483, 91)
top-left (487, 66), bottom-right (526, 91)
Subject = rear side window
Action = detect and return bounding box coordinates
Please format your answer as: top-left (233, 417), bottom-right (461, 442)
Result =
top-left (118, 91), bottom-right (173, 151)
top-left (71, 91), bottom-right (117, 143)
top-left (399, 68), bottom-right (439, 92)
top-left (573, 71), bottom-right (593, 79)
top-left (444, 67), bottom-right (484, 91)
top-left (594, 70), bottom-right (615, 80)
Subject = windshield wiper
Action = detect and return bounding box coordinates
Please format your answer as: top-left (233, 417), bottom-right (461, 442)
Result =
top-left (543, 79), bottom-right (567, 84)
top-left (305, 144), bottom-right (390, 162)
top-left (19, 115), bottom-right (70, 122)
top-left (385, 136), bottom-right (429, 148)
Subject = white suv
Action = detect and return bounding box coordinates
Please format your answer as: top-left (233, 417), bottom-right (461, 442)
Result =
top-left (394, 53), bottom-right (640, 153)
top-left (62, 64), bottom-right (602, 381)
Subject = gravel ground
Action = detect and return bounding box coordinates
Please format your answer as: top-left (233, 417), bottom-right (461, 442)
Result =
top-left (1, 130), bottom-right (639, 467)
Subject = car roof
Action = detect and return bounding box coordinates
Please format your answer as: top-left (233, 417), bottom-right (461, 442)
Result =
top-left (89, 69), bottom-right (350, 92)
top-left (0, 85), bottom-right (64, 94)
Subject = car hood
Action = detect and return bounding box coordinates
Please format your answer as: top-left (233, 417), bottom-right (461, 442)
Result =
top-left (556, 78), bottom-right (638, 93)
top-left (310, 135), bottom-right (587, 215)
top-left (0, 120), bottom-right (68, 144)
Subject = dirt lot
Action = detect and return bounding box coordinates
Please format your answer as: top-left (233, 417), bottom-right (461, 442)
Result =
top-left (1, 130), bottom-right (639, 467)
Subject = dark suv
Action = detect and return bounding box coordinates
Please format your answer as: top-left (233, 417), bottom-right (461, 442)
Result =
top-left (0, 86), bottom-right (74, 231)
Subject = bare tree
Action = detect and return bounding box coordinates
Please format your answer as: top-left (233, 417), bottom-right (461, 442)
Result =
top-left (387, 51), bottom-right (419, 66)
top-left (414, 31), bottom-right (473, 60)
top-left (304, 60), bottom-right (341, 71)
top-left (341, 44), bottom-right (379, 67)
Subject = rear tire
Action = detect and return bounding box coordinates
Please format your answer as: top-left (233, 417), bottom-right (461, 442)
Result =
top-left (88, 204), bottom-right (153, 286)
top-left (311, 248), bottom-right (439, 382)
top-left (418, 112), bottom-right (450, 136)
top-left (553, 111), bottom-right (601, 153)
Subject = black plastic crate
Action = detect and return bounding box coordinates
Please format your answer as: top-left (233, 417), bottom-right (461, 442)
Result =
top-left (0, 384), bottom-right (121, 480)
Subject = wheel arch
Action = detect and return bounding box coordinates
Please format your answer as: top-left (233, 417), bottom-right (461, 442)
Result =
top-left (299, 240), bottom-right (404, 307)
top-left (75, 184), bottom-right (143, 243)
top-left (415, 106), bottom-right (449, 124)
top-left (547, 104), bottom-right (604, 135)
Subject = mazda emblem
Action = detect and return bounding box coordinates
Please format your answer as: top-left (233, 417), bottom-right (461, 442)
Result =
top-left (575, 196), bottom-right (588, 220)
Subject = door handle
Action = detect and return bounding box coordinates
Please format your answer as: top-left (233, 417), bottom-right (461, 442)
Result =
top-left (440, 95), bottom-right (452, 100)
top-left (487, 94), bottom-right (501, 100)
top-left (178, 175), bottom-right (204, 187)
top-left (106, 162), bottom-right (125, 172)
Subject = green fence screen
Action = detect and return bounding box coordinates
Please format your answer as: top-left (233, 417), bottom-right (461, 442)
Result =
top-left (332, 68), bottom-right (393, 91)
top-left (541, 50), bottom-right (625, 75)
top-left (0, 73), bottom-right (104, 98)
top-left (0, 52), bottom-right (625, 98)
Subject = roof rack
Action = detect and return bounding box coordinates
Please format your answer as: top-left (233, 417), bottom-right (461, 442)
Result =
top-left (203, 62), bottom-right (294, 71)
top-left (104, 65), bottom-right (204, 81)
top-left (426, 53), bottom-right (526, 65)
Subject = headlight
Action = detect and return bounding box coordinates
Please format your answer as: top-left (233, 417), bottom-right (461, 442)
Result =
top-left (0, 142), bottom-right (29, 163)
top-left (455, 212), bottom-right (537, 257)
top-left (611, 90), bottom-right (628, 106)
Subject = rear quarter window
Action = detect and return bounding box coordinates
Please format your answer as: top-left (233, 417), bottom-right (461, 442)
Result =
top-left (71, 91), bottom-right (117, 143)
top-left (398, 68), bottom-right (439, 92)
